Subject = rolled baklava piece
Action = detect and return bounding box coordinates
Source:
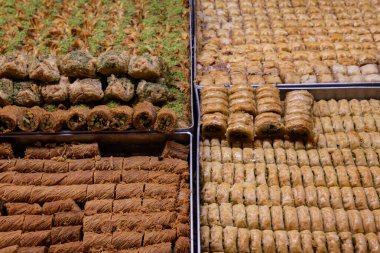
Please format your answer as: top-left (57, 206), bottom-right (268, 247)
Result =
top-left (13, 81), bottom-right (42, 107)
top-left (128, 53), bottom-right (162, 81)
top-left (284, 90), bottom-right (314, 140)
top-left (133, 101), bottom-right (157, 130)
top-left (0, 78), bottom-right (13, 106)
top-left (59, 50), bottom-right (97, 78)
top-left (87, 105), bottom-right (111, 131)
top-left (226, 112), bottom-right (254, 142)
top-left (29, 55), bottom-right (60, 83)
top-left (136, 80), bottom-right (169, 104)
top-left (105, 75), bottom-right (135, 103)
top-left (255, 112), bottom-right (284, 137)
top-left (97, 50), bottom-right (129, 75)
top-left (39, 109), bottom-right (67, 133)
top-left (17, 106), bottom-right (45, 132)
top-left (66, 106), bottom-right (90, 131)
top-left (68, 78), bottom-right (104, 104)
top-left (41, 76), bottom-right (69, 103)
top-left (109, 105), bottom-right (134, 131)
top-left (154, 108), bottom-right (178, 133)
top-left (256, 84), bottom-right (282, 114)
top-left (0, 105), bottom-right (20, 133)
top-left (201, 84), bottom-right (229, 116)
top-left (229, 84), bottom-right (256, 116)
top-left (0, 53), bottom-right (28, 80)
top-left (0, 143), bottom-right (13, 158)
top-left (201, 112), bottom-right (228, 138)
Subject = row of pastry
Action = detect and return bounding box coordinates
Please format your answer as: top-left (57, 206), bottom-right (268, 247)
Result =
top-left (202, 203), bottom-right (380, 233)
top-left (314, 115), bottom-right (380, 135)
top-left (202, 183), bottom-right (380, 210)
top-left (201, 84), bottom-right (314, 142)
top-left (201, 227), bottom-right (380, 253)
top-left (201, 162), bottom-right (380, 188)
top-left (201, 144), bottom-right (380, 167)
top-left (316, 132), bottom-right (380, 149)
top-left (313, 99), bottom-right (380, 117)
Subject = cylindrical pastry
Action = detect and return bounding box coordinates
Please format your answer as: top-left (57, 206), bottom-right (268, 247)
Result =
top-left (132, 101), bottom-right (157, 131)
top-left (0, 105), bottom-right (21, 133)
top-left (226, 112), bottom-right (254, 142)
top-left (109, 105), bottom-right (133, 131)
top-left (202, 113), bottom-right (228, 138)
top-left (87, 105), bottom-right (111, 131)
top-left (256, 84), bottom-right (282, 114)
top-left (153, 108), bottom-right (178, 133)
top-left (66, 106), bottom-right (90, 131)
top-left (262, 230), bottom-right (275, 253)
top-left (39, 109), bottom-right (67, 133)
top-left (17, 106), bottom-right (44, 132)
top-left (255, 112), bottom-right (284, 137)
top-left (229, 84), bottom-right (256, 116)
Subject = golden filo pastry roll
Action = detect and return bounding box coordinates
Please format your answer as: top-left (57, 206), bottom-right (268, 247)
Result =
top-left (317, 100), bottom-right (331, 117)
top-left (317, 186), bottom-right (331, 208)
top-left (369, 166), bottom-right (380, 187)
top-left (297, 150), bottom-right (310, 167)
top-left (202, 182), bottom-right (217, 204)
top-left (369, 132), bottom-right (380, 148)
top-left (275, 147), bottom-right (287, 168)
top-left (278, 164), bottom-right (291, 187)
top-left (311, 166), bottom-right (326, 187)
top-left (347, 210), bottom-right (365, 233)
top-left (264, 148), bottom-right (276, 164)
top-left (352, 149), bottom-right (367, 166)
top-left (270, 206), bottom-right (284, 230)
top-left (200, 205), bottom-right (208, 226)
top-left (297, 206), bottom-right (311, 231)
top-left (365, 148), bottom-right (379, 167)
top-left (312, 231), bottom-right (328, 253)
top-left (347, 132), bottom-right (361, 149)
top-left (267, 164), bottom-right (279, 186)
top-left (341, 187), bottom-right (357, 210)
top-left (324, 166), bottom-right (338, 187)
top-left (201, 113), bottom-right (228, 138)
top-left (349, 99), bottom-right (362, 116)
top-left (281, 186), bottom-right (295, 207)
top-left (305, 185), bottom-right (318, 207)
top-left (255, 163), bottom-right (266, 186)
top-left (211, 162), bottom-right (223, 183)
top-left (325, 133), bottom-right (338, 149)
top-left (207, 203), bottom-right (221, 226)
top-left (307, 149), bottom-right (321, 167)
top-left (201, 226), bottom-right (210, 252)
top-left (301, 230), bottom-right (314, 253)
top-left (352, 115), bottom-right (366, 132)
top-left (289, 165), bottom-right (302, 187)
top-left (352, 233), bottom-right (368, 253)
top-left (286, 148), bottom-right (298, 166)
top-left (318, 148), bottom-right (333, 166)
top-left (210, 145), bottom-right (221, 162)
top-left (331, 149), bottom-right (344, 167)
top-left (309, 206), bottom-right (324, 231)
top-left (336, 165), bottom-right (351, 187)
top-left (237, 228), bottom-right (250, 253)
top-left (332, 115), bottom-right (344, 132)
top-left (274, 230), bottom-right (289, 253)
top-left (246, 205), bottom-right (259, 230)
top-left (216, 182), bottom-right (230, 204)
top-left (232, 204), bottom-right (247, 228)
top-left (221, 146), bottom-right (232, 163)
top-left (256, 184), bottom-right (270, 206)
top-left (373, 210), bottom-right (380, 231)
top-left (243, 184), bottom-right (256, 206)
top-left (258, 205), bottom-right (271, 230)
top-left (329, 187), bottom-right (344, 209)
top-left (255, 112), bottom-right (284, 137)
top-left (223, 226), bottom-right (238, 252)
top-left (363, 115), bottom-right (377, 132)
top-left (284, 206), bottom-right (299, 231)
top-left (244, 164), bottom-right (255, 185)
top-left (365, 233), bottom-right (380, 253)
top-left (254, 148), bottom-right (265, 164)
top-left (338, 99), bottom-right (351, 116)
top-left (360, 210), bottom-right (376, 233)
top-left (226, 112), bottom-right (254, 142)
top-left (301, 165), bottom-right (314, 187)
top-left (257, 97), bottom-right (283, 115)
top-left (343, 115), bottom-right (355, 133)
top-left (269, 186), bottom-right (281, 206)
top-left (234, 164), bottom-right (244, 183)
top-left (230, 183), bottom-right (244, 204)
top-left (229, 94), bottom-right (256, 116)
top-left (352, 187), bottom-right (369, 210)
top-left (201, 162), bottom-right (211, 183)
top-left (335, 208), bottom-right (350, 233)
top-left (346, 165), bottom-right (363, 187)
top-left (262, 230), bottom-right (275, 253)
top-left (201, 98), bottom-right (229, 115)
top-left (360, 100), bottom-right (372, 115)
top-left (293, 185), bottom-right (306, 207)
top-left (210, 225), bottom-right (224, 252)
top-left (364, 187), bottom-right (380, 210)
top-left (339, 232), bottom-right (354, 253)
top-left (250, 229), bottom-right (262, 253)
top-left (288, 230), bottom-right (303, 253)
top-left (321, 207), bottom-right (337, 232)
top-left (325, 232), bottom-right (341, 253)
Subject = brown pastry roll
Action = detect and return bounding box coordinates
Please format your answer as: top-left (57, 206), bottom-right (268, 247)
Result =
top-left (250, 229), bottom-right (262, 253)
top-left (109, 105), bottom-right (133, 131)
top-left (39, 109), bottom-right (67, 133)
top-left (41, 76), bottom-right (69, 104)
top-left (66, 106), bottom-right (90, 131)
top-left (154, 108), bottom-right (178, 133)
top-left (256, 84), bottom-right (282, 114)
top-left (274, 231), bottom-right (288, 253)
top-left (226, 112), bottom-right (254, 142)
top-left (0, 105), bottom-right (21, 133)
top-left (202, 113), bottom-right (228, 138)
top-left (352, 233), bottom-right (367, 253)
top-left (68, 78), bottom-right (103, 104)
top-left (364, 187), bottom-right (380, 210)
top-left (210, 226), bottom-right (223, 251)
top-left (229, 84), bottom-right (256, 116)
top-left (86, 105), bottom-right (111, 131)
top-left (313, 231), bottom-right (328, 253)
top-left (255, 112), bottom-right (284, 137)
top-left (132, 101), bottom-right (157, 131)
top-left (237, 228), bottom-right (250, 253)
top-left (301, 230), bottom-right (314, 253)
top-left (262, 230), bottom-right (275, 253)
top-left (17, 106), bottom-right (44, 132)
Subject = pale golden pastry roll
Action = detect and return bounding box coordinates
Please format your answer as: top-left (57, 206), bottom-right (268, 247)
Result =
top-left (274, 230), bottom-right (289, 253)
top-left (293, 185), bottom-right (306, 207)
top-left (360, 100), bottom-right (372, 115)
top-left (336, 132), bottom-right (350, 149)
top-left (347, 132), bottom-right (361, 149)
top-left (366, 233), bottom-right (380, 253)
top-left (325, 232), bottom-right (341, 253)
top-left (320, 117), bottom-right (333, 133)
top-left (313, 102), bottom-right (321, 117)
top-left (281, 186), bottom-right (295, 207)
top-left (216, 182), bottom-right (230, 204)
top-left (352, 187), bottom-right (369, 210)
top-left (369, 132), bottom-right (380, 148)
top-left (294, 140), bottom-right (305, 150)
top-left (234, 164), bottom-right (245, 183)
top-left (275, 148), bottom-right (287, 164)
top-left (363, 115), bottom-right (377, 132)
top-left (269, 185), bottom-right (281, 206)
top-left (253, 139), bottom-right (263, 148)
top-left (201, 226), bottom-right (210, 252)
top-left (348, 210), bottom-right (365, 233)
top-left (242, 147), bottom-right (254, 164)
top-left (208, 203), bottom-right (221, 226)
top-left (309, 206), bottom-right (324, 231)
top-left (229, 92), bottom-right (257, 116)
top-left (319, 148), bottom-right (333, 166)
top-left (329, 187), bottom-right (344, 209)
top-left (359, 132), bottom-right (372, 149)
top-left (273, 139), bottom-right (285, 148)
top-left (262, 230), bottom-right (275, 253)
top-left (254, 148), bottom-right (265, 164)
top-left (341, 186), bottom-right (356, 210)
top-left (244, 164), bottom-right (255, 185)
top-left (221, 146), bottom-right (232, 163)
top-left (202, 182), bottom-right (217, 203)
top-left (211, 145), bottom-right (222, 162)
top-left (286, 149), bottom-right (298, 166)
top-left (297, 205), bottom-right (311, 231)
top-left (233, 204), bottom-right (247, 228)
top-left (374, 210), bottom-right (380, 231)
top-left (223, 226), bottom-right (238, 253)
top-left (331, 149), bottom-right (344, 167)
top-left (321, 207), bottom-right (337, 232)
top-left (342, 149), bottom-right (355, 166)
top-left (349, 99), bottom-right (362, 116)
top-left (201, 204), bottom-right (209, 226)
top-left (267, 164), bottom-right (279, 186)
top-left (219, 203), bottom-right (233, 227)
top-left (332, 115), bottom-right (344, 132)
top-left (296, 150), bottom-right (310, 167)
top-left (255, 112), bottom-right (284, 137)
top-left (201, 162), bottom-right (212, 183)
top-left (255, 163), bottom-right (266, 186)
top-left (328, 99), bottom-right (339, 116)
top-left (226, 112), bottom-right (254, 142)
top-left (289, 165), bottom-right (302, 187)
top-left (369, 99), bottom-right (380, 115)
top-left (288, 230), bottom-right (302, 253)
top-left (352, 233), bottom-right (367, 253)
top-left (364, 187), bottom-right (380, 210)
top-left (257, 97), bottom-right (282, 115)
top-left (301, 165), bottom-right (314, 187)
top-left (369, 166), bottom-right (380, 187)
top-left (284, 140), bottom-right (295, 150)
top-left (210, 226), bottom-right (224, 252)
top-left (237, 228), bottom-right (250, 253)
top-left (246, 205), bottom-right (259, 230)
top-left (202, 99), bottom-right (229, 115)
top-left (230, 183), bottom-right (244, 204)
top-left (264, 148), bottom-right (275, 164)
top-left (374, 114), bottom-right (380, 131)
top-left (305, 186), bottom-right (318, 207)
top-left (243, 184), bottom-right (256, 206)
top-left (314, 118), bottom-right (324, 135)
top-left (311, 166), bottom-right (327, 187)
top-left (276, 164), bottom-right (291, 188)
top-left (338, 99), bottom-right (351, 116)
top-left (339, 232), bottom-right (354, 253)
top-left (343, 115), bottom-right (355, 132)
top-left (317, 186), bottom-right (331, 208)
top-left (353, 149), bottom-right (368, 166)
top-left (256, 184), bottom-right (270, 206)
top-left (223, 163), bottom-right (234, 185)
top-left (325, 133), bottom-right (338, 149)
top-left (318, 100), bottom-right (331, 117)
top-left (353, 115), bottom-right (366, 132)
top-left (250, 229), bottom-right (262, 253)
top-left (313, 231), bottom-right (328, 253)
top-left (259, 206), bottom-right (272, 230)
top-left (334, 208), bottom-right (350, 232)
top-left (284, 206), bottom-right (299, 231)
top-left (318, 134), bottom-right (327, 148)
top-left (360, 210), bottom-right (376, 233)
top-left (365, 148), bottom-right (379, 167)
top-left (301, 230), bottom-right (314, 253)
top-left (324, 166), bottom-right (338, 187)
top-left (211, 161), bottom-right (223, 183)
top-left (202, 113), bottom-right (228, 139)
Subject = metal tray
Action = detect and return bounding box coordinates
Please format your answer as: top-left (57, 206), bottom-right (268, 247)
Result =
top-left (1, 131), bottom-right (197, 253)
top-left (194, 84), bottom-right (380, 253)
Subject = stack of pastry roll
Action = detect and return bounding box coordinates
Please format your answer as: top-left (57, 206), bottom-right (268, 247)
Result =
top-left (201, 84), bottom-right (228, 138)
top-left (254, 84), bottom-right (284, 137)
top-left (226, 84), bottom-right (256, 142)
top-left (284, 90), bottom-right (314, 140)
